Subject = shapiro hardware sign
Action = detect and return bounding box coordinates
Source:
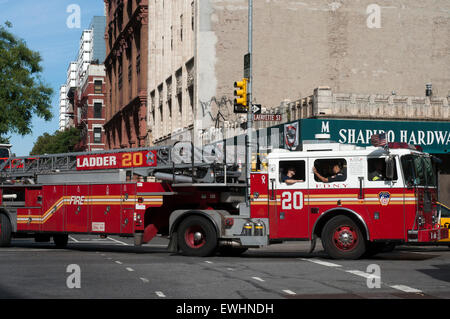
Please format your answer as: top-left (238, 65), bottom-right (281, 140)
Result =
top-left (299, 119), bottom-right (450, 154)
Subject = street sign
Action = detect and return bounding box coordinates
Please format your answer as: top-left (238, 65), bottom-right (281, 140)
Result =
top-left (253, 114), bottom-right (282, 121)
top-left (252, 104), bottom-right (262, 114)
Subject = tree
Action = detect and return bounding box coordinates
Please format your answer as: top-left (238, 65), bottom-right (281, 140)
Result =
top-left (0, 21), bottom-right (53, 143)
top-left (31, 128), bottom-right (82, 155)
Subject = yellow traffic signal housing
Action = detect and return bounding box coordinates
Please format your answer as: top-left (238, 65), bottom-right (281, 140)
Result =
top-left (234, 78), bottom-right (248, 113)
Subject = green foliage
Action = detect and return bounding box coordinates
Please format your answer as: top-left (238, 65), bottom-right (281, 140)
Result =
top-left (31, 127), bottom-right (82, 155)
top-left (0, 22), bottom-right (53, 141)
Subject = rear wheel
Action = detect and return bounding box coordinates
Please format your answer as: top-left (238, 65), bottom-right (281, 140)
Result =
top-left (321, 215), bottom-right (366, 260)
top-left (177, 216), bottom-right (218, 257)
top-left (0, 214), bottom-right (12, 247)
top-left (53, 234), bottom-right (69, 248)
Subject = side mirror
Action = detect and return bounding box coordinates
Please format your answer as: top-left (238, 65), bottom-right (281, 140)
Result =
top-left (385, 156), bottom-right (394, 180)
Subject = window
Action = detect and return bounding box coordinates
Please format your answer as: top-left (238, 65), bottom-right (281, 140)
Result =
top-left (367, 158), bottom-right (398, 181)
top-left (94, 103), bottom-right (102, 118)
top-left (191, 1), bottom-right (195, 31)
top-left (93, 127), bottom-right (102, 143)
top-left (94, 80), bottom-right (103, 94)
top-left (313, 159), bottom-right (347, 183)
top-left (118, 63), bottom-right (123, 89)
top-left (279, 160), bottom-right (305, 184)
top-left (180, 14), bottom-right (184, 42)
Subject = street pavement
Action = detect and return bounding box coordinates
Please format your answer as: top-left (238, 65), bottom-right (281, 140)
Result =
top-left (0, 235), bottom-right (449, 299)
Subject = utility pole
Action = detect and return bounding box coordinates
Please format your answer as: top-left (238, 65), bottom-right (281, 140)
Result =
top-left (246, 0), bottom-right (253, 207)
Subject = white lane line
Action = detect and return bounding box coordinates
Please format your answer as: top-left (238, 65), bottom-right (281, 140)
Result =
top-left (390, 285), bottom-right (423, 293)
top-left (346, 270), bottom-right (380, 280)
top-left (155, 291), bottom-right (166, 298)
top-left (69, 236), bottom-right (79, 243)
top-left (205, 261), bottom-right (213, 264)
top-left (283, 290), bottom-right (296, 295)
top-left (252, 277), bottom-right (265, 282)
top-left (140, 278), bottom-right (149, 283)
top-left (108, 237), bottom-right (129, 246)
top-left (143, 244), bottom-right (168, 247)
top-left (115, 261), bottom-right (123, 265)
top-left (302, 258), bottom-right (342, 268)
top-left (126, 267), bottom-right (134, 272)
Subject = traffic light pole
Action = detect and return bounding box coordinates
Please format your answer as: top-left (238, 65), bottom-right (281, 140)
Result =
top-left (246, 0), bottom-right (253, 207)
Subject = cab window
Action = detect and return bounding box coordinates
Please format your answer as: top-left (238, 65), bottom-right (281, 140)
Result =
top-left (367, 158), bottom-right (398, 182)
top-left (279, 160), bottom-right (305, 184)
top-left (313, 159), bottom-right (347, 183)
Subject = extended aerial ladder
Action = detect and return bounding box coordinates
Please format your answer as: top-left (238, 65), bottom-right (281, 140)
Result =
top-left (0, 142), bottom-right (246, 187)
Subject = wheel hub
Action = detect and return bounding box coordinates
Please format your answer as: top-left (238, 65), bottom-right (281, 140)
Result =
top-left (333, 226), bottom-right (358, 251)
top-left (185, 226), bottom-right (206, 249)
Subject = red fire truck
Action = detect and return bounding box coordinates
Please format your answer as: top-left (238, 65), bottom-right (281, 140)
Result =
top-left (0, 138), bottom-right (447, 259)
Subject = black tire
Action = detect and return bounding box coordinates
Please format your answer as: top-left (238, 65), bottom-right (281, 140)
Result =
top-left (321, 215), bottom-right (366, 260)
top-left (53, 234), bottom-right (69, 248)
top-left (177, 216), bottom-right (218, 257)
top-left (0, 214), bottom-right (12, 247)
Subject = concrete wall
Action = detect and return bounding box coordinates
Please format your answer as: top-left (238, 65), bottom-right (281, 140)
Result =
top-left (195, 0), bottom-right (450, 144)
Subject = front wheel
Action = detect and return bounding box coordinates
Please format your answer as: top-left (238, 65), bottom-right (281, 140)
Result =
top-left (177, 216), bottom-right (218, 257)
top-left (321, 215), bottom-right (366, 260)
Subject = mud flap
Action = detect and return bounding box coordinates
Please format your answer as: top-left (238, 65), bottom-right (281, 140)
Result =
top-left (168, 232), bottom-right (178, 253)
top-left (309, 234), bottom-right (317, 254)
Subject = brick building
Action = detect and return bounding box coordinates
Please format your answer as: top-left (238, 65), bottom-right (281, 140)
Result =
top-left (74, 64), bottom-right (107, 151)
top-left (59, 16), bottom-right (107, 152)
top-left (103, 0), bottom-right (149, 149)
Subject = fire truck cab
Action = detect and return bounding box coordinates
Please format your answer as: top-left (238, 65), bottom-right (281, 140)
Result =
top-left (241, 140), bottom-right (446, 259)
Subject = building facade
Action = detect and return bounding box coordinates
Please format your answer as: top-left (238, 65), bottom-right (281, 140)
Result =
top-left (74, 64), bottom-right (107, 152)
top-left (59, 16), bottom-right (107, 151)
top-left (104, 0), bottom-right (149, 149)
top-left (146, 0), bottom-right (450, 147)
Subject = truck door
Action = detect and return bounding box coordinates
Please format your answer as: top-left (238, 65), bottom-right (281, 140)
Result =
top-left (41, 185), bottom-right (65, 232)
top-left (121, 183), bottom-right (135, 235)
top-left (89, 184), bottom-right (122, 234)
top-left (65, 185), bottom-right (89, 233)
top-left (268, 159), bottom-right (309, 239)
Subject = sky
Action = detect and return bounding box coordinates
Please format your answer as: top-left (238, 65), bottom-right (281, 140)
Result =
top-left (0, 0), bottom-right (105, 156)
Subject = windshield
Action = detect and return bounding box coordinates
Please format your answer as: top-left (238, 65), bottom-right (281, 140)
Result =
top-left (0, 148), bottom-right (9, 158)
top-left (401, 154), bottom-right (437, 187)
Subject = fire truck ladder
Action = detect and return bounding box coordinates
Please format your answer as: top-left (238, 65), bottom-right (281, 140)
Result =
top-left (0, 143), bottom-right (244, 186)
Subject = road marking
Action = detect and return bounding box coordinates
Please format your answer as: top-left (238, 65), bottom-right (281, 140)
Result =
top-left (302, 258), bottom-right (342, 268)
top-left (227, 268), bottom-right (234, 271)
top-left (205, 261), bottom-right (213, 264)
top-left (115, 261), bottom-right (123, 265)
top-left (126, 267), bottom-right (134, 272)
top-left (252, 277), bottom-right (265, 282)
top-left (140, 278), bottom-right (149, 283)
top-left (390, 285), bottom-right (422, 293)
top-left (155, 291), bottom-right (166, 298)
top-left (283, 290), bottom-right (296, 295)
top-left (108, 237), bottom-right (129, 246)
top-left (143, 244), bottom-right (168, 247)
top-left (346, 270), bottom-right (380, 280)
top-left (69, 236), bottom-right (79, 243)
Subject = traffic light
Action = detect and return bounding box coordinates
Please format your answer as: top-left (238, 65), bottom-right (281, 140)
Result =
top-left (234, 78), bottom-right (248, 113)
